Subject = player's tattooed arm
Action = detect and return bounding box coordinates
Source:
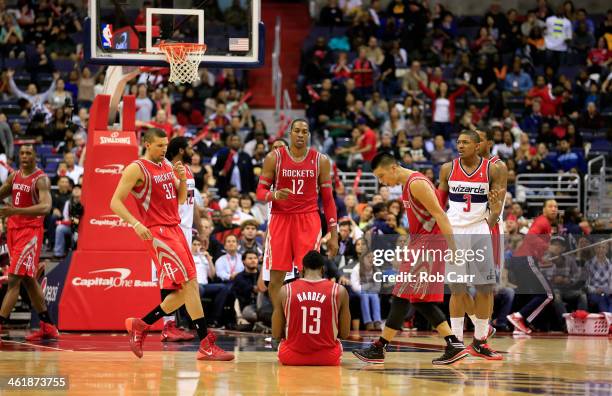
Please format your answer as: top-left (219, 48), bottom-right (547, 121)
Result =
top-left (110, 163), bottom-right (152, 240)
top-left (271, 285), bottom-right (288, 340)
top-left (487, 162), bottom-right (506, 228)
top-left (0, 172), bottom-right (15, 201)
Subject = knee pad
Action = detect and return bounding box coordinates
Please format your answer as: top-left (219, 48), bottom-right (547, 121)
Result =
top-left (385, 296), bottom-right (412, 331)
top-left (412, 302), bottom-right (446, 328)
top-left (449, 283), bottom-right (468, 295)
top-left (475, 284), bottom-right (495, 294)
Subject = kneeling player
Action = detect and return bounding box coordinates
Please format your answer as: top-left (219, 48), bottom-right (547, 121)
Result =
top-left (272, 251), bottom-right (350, 366)
top-left (353, 153), bottom-right (468, 365)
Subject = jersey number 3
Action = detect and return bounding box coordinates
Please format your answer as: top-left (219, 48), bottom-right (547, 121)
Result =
top-left (301, 306), bottom-right (321, 334)
top-left (462, 194), bottom-right (471, 212)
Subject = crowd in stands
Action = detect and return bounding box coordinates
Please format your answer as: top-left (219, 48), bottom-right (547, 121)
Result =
top-left (0, 0), bottom-right (610, 334)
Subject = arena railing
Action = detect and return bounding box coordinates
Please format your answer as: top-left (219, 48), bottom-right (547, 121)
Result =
top-left (584, 155), bottom-right (611, 221)
top-left (516, 173), bottom-right (581, 216)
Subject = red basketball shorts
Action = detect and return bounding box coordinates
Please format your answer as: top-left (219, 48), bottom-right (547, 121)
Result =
top-left (7, 226), bottom-right (43, 278)
top-left (263, 212), bottom-right (321, 280)
top-left (393, 238), bottom-right (446, 303)
top-left (145, 224), bottom-right (196, 290)
top-left (278, 340), bottom-right (342, 366)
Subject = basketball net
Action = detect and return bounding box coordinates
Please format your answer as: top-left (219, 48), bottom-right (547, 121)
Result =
top-left (159, 43), bottom-right (207, 85)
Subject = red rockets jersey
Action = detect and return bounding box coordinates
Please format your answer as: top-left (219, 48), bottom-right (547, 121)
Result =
top-left (271, 146), bottom-right (321, 214)
top-left (401, 171), bottom-right (441, 237)
top-left (283, 279), bottom-right (340, 353)
top-left (131, 159), bottom-right (180, 227)
top-left (8, 168), bottom-right (46, 229)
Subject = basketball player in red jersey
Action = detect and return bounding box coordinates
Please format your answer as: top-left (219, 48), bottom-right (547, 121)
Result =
top-left (0, 145), bottom-right (58, 343)
top-left (256, 119), bottom-right (339, 314)
top-left (273, 250), bottom-right (350, 365)
top-left (437, 130), bottom-right (504, 360)
top-left (111, 129), bottom-right (233, 361)
top-left (476, 129), bottom-right (508, 275)
top-left (354, 153), bottom-right (468, 365)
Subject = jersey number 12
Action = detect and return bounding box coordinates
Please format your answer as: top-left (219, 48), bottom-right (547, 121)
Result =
top-left (291, 179), bottom-right (304, 195)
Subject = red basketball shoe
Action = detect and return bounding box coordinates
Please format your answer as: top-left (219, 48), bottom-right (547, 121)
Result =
top-left (160, 320), bottom-right (183, 342)
top-left (125, 318), bottom-right (150, 358)
top-left (197, 332), bottom-right (234, 361)
top-left (25, 322), bottom-right (59, 341)
top-left (506, 313), bottom-right (532, 334)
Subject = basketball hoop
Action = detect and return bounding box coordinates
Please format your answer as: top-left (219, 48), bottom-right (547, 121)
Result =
top-left (159, 43), bottom-right (207, 85)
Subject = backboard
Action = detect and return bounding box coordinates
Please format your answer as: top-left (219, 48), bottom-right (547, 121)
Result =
top-left (86, 0), bottom-right (263, 68)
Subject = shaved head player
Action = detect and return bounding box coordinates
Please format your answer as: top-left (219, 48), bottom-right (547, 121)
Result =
top-left (0, 145), bottom-right (57, 343)
top-left (111, 129), bottom-right (233, 361)
top-left (256, 119), bottom-right (339, 331)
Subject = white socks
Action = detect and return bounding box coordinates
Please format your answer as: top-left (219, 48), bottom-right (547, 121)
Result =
top-left (452, 315), bottom-right (490, 342)
top-left (450, 317), bottom-right (465, 342)
top-left (473, 318), bottom-right (489, 341)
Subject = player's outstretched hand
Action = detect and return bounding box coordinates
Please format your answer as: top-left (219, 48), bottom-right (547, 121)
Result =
top-left (134, 223), bottom-right (153, 240)
top-left (273, 188), bottom-right (292, 200)
top-left (173, 161), bottom-right (186, 181)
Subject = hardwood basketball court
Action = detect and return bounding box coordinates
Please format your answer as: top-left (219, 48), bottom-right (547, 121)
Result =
top-left (1, 330), bottom-right (610, 395)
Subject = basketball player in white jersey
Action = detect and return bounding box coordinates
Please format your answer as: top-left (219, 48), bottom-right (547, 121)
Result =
top-left (438, 130), bottom-right (504, 360)
top-left (476, 129), bottom-right (508, 277)
top-left (157, 136), bottom-right (205, 342)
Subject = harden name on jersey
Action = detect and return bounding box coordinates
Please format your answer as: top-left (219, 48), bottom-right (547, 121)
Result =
top-left (296, 291), bottom-right (327, 304)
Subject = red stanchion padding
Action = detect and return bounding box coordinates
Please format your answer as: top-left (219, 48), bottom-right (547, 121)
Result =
top-left (59, 250), bottom-right (162, 331)
top-left (77, 130), bottom-right (144, 251)
top-left (79, 94), bottom-right (143, 251)
top-left (122, 95), bottom-right (136, 132)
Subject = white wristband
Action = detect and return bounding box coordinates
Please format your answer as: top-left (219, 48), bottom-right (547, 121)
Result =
top-left (131, 221), bottom-right (141, 228)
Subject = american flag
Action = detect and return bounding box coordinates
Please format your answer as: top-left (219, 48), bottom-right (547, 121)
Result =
top-left (229, 38), bottom-right (249, 52)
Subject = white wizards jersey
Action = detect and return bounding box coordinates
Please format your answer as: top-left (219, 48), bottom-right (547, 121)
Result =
top-left (447, 157), bottom-right (491, 227)
top-left (179, 165), bottom-right (199, 245)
